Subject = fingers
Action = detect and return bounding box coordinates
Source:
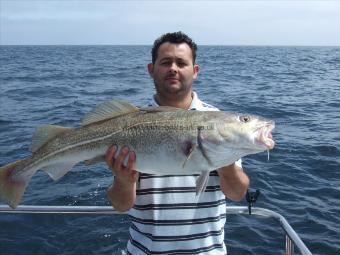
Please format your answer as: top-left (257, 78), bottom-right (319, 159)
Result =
top-left (105, 145), bottom-right (136, 172)
top-left (106, 145), bottom-right (139, 184)
top-left (114, 146), bottom-right (129, 170)
top-left (127, 151), bottom-right (136, 171)
top-left (105, 145), bottom-right (117, 170)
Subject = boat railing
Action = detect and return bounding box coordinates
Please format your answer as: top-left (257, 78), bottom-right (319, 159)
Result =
top-left (0, 205), bottom-right (312, 255)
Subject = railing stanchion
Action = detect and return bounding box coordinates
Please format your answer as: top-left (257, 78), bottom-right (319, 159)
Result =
top-left (0, 205), bottom-right (312, 254)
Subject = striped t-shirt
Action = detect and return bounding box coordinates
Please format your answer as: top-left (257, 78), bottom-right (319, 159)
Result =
top-left (127, 92), bottom-right (241, 255)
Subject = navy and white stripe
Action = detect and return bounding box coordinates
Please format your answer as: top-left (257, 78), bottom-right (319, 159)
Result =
top-left (127, 92), bottom-right (240, 254)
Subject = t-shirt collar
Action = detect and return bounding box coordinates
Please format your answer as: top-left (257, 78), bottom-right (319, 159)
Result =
top-left (150, 91), bottom-right (202, 110)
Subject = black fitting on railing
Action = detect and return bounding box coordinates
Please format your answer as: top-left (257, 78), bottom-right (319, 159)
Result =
top-left (246, 189), bottom-right (260, 215)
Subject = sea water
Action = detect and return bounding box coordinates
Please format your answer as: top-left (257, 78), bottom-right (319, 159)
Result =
top-left (0, 45), bottom-right (339, 255)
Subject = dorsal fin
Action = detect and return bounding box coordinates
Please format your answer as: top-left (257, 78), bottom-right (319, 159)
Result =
top-left (31, 125), bottom-right (73, 153)
top-left (140, 106), bottom-right (182, 113)
top-left (81, 99), bottom-right (139, 126)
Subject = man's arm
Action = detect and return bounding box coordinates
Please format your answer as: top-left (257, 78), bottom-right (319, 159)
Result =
top-left (105, 145), bottom-right (139, 212)
top-left (217, 163), bottom-right (249, 201)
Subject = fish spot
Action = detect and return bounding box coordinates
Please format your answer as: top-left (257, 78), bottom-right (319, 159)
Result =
top-left (182, 140), bottom-right (194, 157)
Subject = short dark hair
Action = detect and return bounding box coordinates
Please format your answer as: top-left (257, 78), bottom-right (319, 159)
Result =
top-left (151, 31), bottom-right (197, 64)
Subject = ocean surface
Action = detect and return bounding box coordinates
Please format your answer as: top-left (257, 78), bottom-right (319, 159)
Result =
top-left (0, 45), bottom-right (339, 255)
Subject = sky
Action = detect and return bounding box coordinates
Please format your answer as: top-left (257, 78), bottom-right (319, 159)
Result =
top-left (1, 1), bottom-right (340, 46)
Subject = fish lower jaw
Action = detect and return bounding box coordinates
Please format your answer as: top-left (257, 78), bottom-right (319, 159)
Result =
top-left (254, 132), bottom-right (275, 150)
top-left (255, 125), bottom-right (275, 150)
top-left (256, 139), bottom-right (275, 150)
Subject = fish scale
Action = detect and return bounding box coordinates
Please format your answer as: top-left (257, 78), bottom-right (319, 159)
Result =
top-left (0, 99), bottom-right (275, 208)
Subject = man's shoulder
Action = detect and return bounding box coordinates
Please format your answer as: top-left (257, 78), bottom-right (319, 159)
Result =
top-left (199, 101), bottom-right (220, 111)
top-left (195, 97), bottom-right (220, 111)
top-left (193, 92), bottom-right (220, 111)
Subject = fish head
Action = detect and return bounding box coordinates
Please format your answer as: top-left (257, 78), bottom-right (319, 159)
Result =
top-left (216, 112), bottom-right (275, 153)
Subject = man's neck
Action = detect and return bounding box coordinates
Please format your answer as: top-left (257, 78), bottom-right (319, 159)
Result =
top-left (154, 93), bottom-right (193, 109)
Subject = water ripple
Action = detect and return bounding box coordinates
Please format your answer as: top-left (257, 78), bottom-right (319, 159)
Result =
top-left (1, 45), bottom-right (339, 255)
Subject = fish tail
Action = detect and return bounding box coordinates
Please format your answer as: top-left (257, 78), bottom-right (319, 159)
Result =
top-left (0, 158), bottom-right (33, 209)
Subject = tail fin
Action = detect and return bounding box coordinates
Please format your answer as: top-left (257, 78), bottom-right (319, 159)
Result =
top-left (0, 159), bottom-right (33, 209)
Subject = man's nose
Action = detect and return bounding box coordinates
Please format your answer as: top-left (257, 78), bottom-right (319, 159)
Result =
top-left (169, 62), bottom-right (178, 73)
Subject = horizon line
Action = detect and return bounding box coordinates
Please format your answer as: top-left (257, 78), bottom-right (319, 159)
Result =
top-left (1, 43), bottom-right (340, 47)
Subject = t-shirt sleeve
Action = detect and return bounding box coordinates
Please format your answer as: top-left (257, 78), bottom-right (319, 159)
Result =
top-left (235, 158), bottom-right (242, 168)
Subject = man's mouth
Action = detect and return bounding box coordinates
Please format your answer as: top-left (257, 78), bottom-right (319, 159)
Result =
top-left (165, 76), bottom-right (179, 82)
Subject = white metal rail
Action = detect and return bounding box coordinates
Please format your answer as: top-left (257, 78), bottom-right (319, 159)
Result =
top-left (0, 205), bottom-right (312, 255)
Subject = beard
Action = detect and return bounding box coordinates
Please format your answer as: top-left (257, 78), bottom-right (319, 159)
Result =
top-left (154, 80), bottom-right (192, 99)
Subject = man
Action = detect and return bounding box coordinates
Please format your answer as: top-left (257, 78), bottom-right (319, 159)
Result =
top-left (105, 32), bottom-right (249, 254)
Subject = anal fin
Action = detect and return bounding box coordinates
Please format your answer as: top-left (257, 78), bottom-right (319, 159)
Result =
top-left (43, 162), bottom-right (77, 181)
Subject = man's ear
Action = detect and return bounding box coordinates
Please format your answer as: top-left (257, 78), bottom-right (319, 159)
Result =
top-left (193, 64), bottom-right (200, 79)
top-left (147, 63), bottom-right (154, 78)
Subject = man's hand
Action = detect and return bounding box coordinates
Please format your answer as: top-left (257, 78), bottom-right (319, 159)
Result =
top-left (105, 145), bottom-right (139, 212)
top-left (105, 145), bottom-right (139, 184)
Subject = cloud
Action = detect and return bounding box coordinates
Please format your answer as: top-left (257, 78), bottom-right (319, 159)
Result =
top-left (1, 1), bottom-right (117, 21)
top-left (1, 1), bottom-right (340, 45)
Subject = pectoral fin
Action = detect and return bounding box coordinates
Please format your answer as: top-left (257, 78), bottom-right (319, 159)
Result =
top-left (196, 171), bottom-right (210, 196)
top-left (197, 127), bottom-right (213, 167)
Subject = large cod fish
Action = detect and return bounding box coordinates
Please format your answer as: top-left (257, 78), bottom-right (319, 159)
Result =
top-left (0, 100), bottom-right (275, 208)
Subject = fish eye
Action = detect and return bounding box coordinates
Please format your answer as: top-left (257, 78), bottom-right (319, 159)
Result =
top-left (239, 115), bottom-right (251, 123)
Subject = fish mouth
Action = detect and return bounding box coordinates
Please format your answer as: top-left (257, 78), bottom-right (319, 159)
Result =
top-left (255, 122), bottom-right (275, 150)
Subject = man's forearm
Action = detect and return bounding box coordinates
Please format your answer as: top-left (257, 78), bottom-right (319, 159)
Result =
top-left (218, 164), bottom-right (249, 201)
top-left (107, 179), bottom-right (137, 212)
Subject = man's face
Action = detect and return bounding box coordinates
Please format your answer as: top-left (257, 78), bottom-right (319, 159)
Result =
top-left (148, 42), bottom-right (199, 99)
